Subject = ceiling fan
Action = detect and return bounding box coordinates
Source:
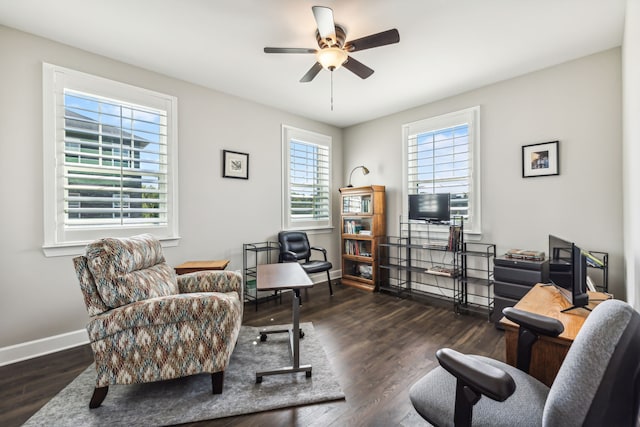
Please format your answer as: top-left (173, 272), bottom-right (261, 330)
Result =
top-left (264, 6), bottom-right (400, 83)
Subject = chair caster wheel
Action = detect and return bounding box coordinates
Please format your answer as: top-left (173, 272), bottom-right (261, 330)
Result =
top-left (260, 333), bottom-right (267, 342)
top-left (299, 330), bottom-right (305, 339)
top-left (256, 376), bottom-right (263, 383)
top-left (306, 371), bottom-right (312, 378)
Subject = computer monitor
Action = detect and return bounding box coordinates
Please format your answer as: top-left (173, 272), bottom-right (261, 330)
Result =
top-left (548, 235), bottom-right (589, 312)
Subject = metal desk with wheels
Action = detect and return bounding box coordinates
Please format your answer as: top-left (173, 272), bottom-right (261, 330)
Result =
top-left (255, 262), bottom-right (314, 383)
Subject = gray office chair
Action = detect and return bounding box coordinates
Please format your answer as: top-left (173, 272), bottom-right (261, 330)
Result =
top-left (409, 299), bottom-right (640, 427)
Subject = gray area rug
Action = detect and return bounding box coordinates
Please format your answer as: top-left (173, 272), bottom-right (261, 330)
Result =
top-left (24, 322), bottom-right (345, 426)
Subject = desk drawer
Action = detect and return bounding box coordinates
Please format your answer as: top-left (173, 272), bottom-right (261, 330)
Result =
top-left (494, 280), bottom-right (534, 300)
top-left (494, 265), bottom-right (549, 285)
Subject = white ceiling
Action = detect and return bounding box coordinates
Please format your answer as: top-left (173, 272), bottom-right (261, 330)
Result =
top-left (0, 0), bottom-right (626, 128)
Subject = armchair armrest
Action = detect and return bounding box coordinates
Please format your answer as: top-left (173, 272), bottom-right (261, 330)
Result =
top-left (310, 246), bottom-right (328, 261)
top-left (502, 307), bottom-right (564, 337)
top-left (436, 348), bottom-right (516, 402)
top-left (280, 250), bottom-right (298, 262)
top-left (177, 270), bottom-right (243, 296)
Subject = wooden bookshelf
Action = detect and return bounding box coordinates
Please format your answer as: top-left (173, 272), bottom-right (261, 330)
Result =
top-left (339, 185), bottom-right (386, 291)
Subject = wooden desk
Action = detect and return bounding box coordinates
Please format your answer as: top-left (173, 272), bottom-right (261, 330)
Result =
top-left (255, 263), bottom-right (314, 383)
top-left (499, 284), bottom-right (611, 387)
top-left (174, 259), bottom-right (229, 275)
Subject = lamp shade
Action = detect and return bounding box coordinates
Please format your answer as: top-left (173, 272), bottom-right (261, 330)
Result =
top-left (317, 47), bottom-right (348, 71)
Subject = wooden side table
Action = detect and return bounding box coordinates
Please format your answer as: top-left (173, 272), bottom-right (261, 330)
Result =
top-left (174, 260), bottom-right (230, 275)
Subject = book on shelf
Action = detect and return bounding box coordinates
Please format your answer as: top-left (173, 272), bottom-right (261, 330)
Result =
top-left (360, 198), bottom-right (370, 213)
top-left (422, 242), bottom-right (448, 250)
top-left (345, 240), bottom-right (358, 256)
top-left (345, 240), bottom-right (371, 257)
top-left (344, 220), bottom-right (354, 234)
top-left (425, 265), bottom-right (458, 278)
top-left (344, 220), bottom-right (369, 235)
top-left (448, 225), bottom-right (461, 251)
top-left (583, 251), bottom-right (605, 268)
top-left (506, 249), bottom-right (545, 261)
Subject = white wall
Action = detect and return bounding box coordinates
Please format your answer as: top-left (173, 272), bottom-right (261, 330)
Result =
top-left (0, 25), bottom-right (343, 358)
top-left (623, 0), bottom-right (640, 310)
top-left (344, 48), bottom-right (624, 298)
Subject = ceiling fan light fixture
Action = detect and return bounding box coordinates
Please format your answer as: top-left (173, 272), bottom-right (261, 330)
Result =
top-left (317, 47), bottom-right (348, 71)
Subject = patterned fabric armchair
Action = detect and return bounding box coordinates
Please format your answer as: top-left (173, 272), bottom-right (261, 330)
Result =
top-left (73, 234), bottom-right (243, 408)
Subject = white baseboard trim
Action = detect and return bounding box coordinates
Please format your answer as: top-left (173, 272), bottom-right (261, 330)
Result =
top-left (0, 270), bottom-right (344, 367)
top-left (308, 269), bottom-right (342, 284)
top-left (0, 329), bottom-right (89, 367)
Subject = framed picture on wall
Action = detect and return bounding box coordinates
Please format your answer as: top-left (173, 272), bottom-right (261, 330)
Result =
top-left (522, 141), bottom-right (559, 178)
top-left (222, 150), bottom-right (249, 179)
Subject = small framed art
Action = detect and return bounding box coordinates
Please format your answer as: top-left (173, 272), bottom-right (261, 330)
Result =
top-left (222, 150), bottom-right (249, 179)
top-left (522, 141), bottom-right (559, 178)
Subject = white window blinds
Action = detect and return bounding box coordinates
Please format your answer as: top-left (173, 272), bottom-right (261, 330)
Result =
top-left (63, 91), bottom-right (169, 227)
top-left (289, 140), bottom-right (330, 221)
top-left (282, 125), bottom-right (332, 230)
top-left (407, 124), bottom-right (470, 219)
top-left (403, 106), bottom-right (481, 233)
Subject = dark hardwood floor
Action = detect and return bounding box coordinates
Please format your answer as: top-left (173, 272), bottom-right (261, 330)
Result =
top-left (0, 282), bottom-right (505, 427)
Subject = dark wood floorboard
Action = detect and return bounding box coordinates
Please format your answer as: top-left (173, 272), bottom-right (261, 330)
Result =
top-left (0, 282), bottom-right (505, 427)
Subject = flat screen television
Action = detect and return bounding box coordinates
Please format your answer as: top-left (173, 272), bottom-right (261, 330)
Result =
top-left (548, 235), bottom-right (589, 312)
top-left (408, 193), bottom-right (451, 223)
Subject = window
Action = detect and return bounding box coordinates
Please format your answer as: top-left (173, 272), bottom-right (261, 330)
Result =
top-left (282, 125), bottom-right (332, 230)
top-left (402, 106), bottom-right (481, 234)
top-left (43, 64), bottom-right (178, 255)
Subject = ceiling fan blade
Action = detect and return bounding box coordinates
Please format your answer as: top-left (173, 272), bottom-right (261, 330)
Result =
top-left (345, 29), bottom-right (400, 52)
top-left (343, 56), bottom-right (374, 79)
top-left (264, 47), bottom-right (316, 54)
top-left (312, 6), bottom-right (337, 45)
top-left (300, 62), bottom-right (323, 83)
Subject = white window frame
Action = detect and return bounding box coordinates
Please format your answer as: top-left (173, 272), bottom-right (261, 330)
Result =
top-left (402, 106), bottom-right (482, 235)
top-left (281, 125), bottom-right (333, 231)
top-left (42, 63), bottom-right (179, 256)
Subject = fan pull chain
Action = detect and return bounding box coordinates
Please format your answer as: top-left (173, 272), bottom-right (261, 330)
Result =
top-left (330, 70), bottom-right (334, 111)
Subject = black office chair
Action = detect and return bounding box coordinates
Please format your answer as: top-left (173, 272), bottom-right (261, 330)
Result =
top-left (409, 299), bottom-right (640, 427)
top-left (278, 231), bottom-right (334, 296)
